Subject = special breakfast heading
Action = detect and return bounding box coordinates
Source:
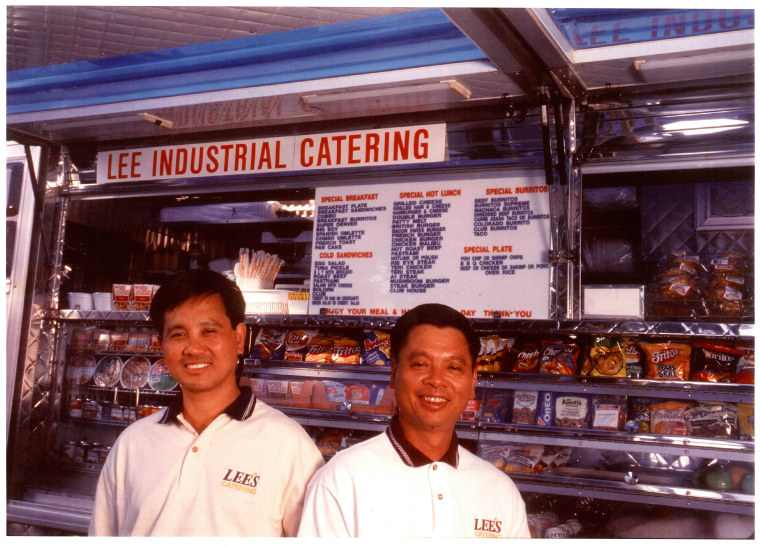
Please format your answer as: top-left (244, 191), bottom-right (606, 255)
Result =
top-left (96, 124), bottom-right (446, 183)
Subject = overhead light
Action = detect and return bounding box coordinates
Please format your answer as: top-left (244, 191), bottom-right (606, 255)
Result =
top-left (634, 48), bottom-right (753, 84)
top-left (662, 118), bottom-right (748, 136)
top-left (302, 80), bottom-right (471, 114)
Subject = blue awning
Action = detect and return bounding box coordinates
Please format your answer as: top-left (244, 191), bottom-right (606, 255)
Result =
top-left (547, 8), bottom-right (754, 50)
top-left (7, 8), bottom-right (486, 114)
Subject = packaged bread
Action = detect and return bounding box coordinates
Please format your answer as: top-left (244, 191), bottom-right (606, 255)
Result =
top-left (684, 402), bottom-right (738, 438)
top-left (650, 400), bottom-right (693, 434)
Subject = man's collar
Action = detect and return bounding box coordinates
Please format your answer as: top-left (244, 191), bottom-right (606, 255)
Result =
top-left (386, 413), bottom-right (459, 468)
top-left (159, 385), bottom-right (257, 424)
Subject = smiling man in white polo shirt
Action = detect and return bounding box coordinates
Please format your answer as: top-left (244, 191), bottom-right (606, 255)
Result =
top-left (298, 303), bottom-right (529, 538)
top-left (89, 269), bottom-right (324, 536)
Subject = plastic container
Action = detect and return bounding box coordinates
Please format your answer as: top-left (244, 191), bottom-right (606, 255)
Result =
top-left (242, 290), bottom-right (289, 315)
top-left (93, 292), bottom-right (113, 311)
top-left (68, 292), bottom-right (93, 310)
top-left (237, 277), bottom-right (275, 291)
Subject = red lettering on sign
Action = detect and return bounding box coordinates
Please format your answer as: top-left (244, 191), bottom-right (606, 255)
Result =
top-left (300, 138), bottom-right (314, 167)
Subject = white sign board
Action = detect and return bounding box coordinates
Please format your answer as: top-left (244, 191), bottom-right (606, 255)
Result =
top-left (310, 171), bottom-right (551, 319)
top-left (96, 124), bottom-right (446, 183)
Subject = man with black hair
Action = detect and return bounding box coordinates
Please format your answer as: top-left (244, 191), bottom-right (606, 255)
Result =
top-left (298, 303), bottom-right (529, 537)
top-left (90, 269), bottom-right (323, 536)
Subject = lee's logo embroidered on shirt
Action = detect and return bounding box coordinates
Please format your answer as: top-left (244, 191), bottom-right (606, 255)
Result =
top-left (474, 517), bottom-right (503, 538)
top-left (221, 468), bottom-right (260, 495)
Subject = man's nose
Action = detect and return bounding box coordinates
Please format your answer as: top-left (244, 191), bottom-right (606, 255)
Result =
top-left (181, 334), bottom-right (205, 354)
top-left (423, 364), bottom-right (446, 386)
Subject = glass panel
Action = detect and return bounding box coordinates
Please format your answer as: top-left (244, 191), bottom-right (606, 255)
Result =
top-left (546, 9), bottom-right (754, 50)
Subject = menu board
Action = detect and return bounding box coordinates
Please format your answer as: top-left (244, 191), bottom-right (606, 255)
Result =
top-left (310, 170), bottom-right (551, 319)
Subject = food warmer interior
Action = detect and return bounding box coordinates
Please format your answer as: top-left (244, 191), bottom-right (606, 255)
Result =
top-left (5, 7), bottom-right (755, 538)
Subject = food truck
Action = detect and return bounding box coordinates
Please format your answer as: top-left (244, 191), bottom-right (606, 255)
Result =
top-left (5, 7), bottom-right (754, 537)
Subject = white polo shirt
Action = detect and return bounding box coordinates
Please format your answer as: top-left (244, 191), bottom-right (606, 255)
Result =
top-left (89, 387), bottom-right (324, 536)
top-left (298, 415), bottom-right (530, 538)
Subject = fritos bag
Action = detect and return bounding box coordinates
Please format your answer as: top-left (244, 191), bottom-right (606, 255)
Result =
top-left (641, 341), bottom-right (691, 380)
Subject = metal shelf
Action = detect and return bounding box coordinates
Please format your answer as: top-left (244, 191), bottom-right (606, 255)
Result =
top-left (510, 473), bottom-right (754, 515)
top-left (243, 361), bottom-right (391, 382)
top-left (478, 424), bottom-right (754, 463)
top-left (477, 373), bottom-right (754, 404)
top-left (52, 310), bottom-right (755, 340)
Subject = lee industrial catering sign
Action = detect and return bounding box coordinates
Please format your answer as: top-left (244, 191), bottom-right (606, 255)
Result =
top-left (96, 124), bottom-right (446, 183)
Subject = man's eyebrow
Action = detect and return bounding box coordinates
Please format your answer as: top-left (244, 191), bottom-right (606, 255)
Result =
top-left (165, 318), bottom-right (225, 331)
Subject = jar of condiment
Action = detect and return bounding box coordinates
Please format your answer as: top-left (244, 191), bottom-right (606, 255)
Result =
top-left (83, 398), bottom-right (98, 420)
top-left (73, 440), bottom-right (90, 463)
top-left (69, 396), bottom-right (83, 418)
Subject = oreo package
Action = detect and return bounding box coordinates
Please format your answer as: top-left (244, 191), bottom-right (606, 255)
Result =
top-left (535, 391), bottom-right (555, 426)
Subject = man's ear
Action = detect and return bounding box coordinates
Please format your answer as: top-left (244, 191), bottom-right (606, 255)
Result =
top-left (389, 358), bottom-right (397, 388)
top-left (235, 323), bottom-right (247, 354)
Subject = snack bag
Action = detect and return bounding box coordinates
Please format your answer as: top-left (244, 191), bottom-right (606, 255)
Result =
top-left (691, 341), bottom-right (743, 382)
top-left (249, 328), bottom-right (286, 361)
top-left (583, 336), bottom-right (626, 377)
top-left (305, 336), bottom-right (334, 363)
top-left (361, 330), bottom-right (391, 366)
top-left (283, 329), bottom-right (318, 361)
top-left (512, 341), bottom-right (540, 373)
top-left (332, 337), bottom-right (361, 365)
top-left (732, 343), bottom-right (754, 384)
top-left (641, 341), bottom-right (691, 380)
top-left (477, 335), bottom-right (515, 372)
top-left (539, 340), bottom-right (580, 375)
top-left (626, 397), bottom-right (652, 433)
